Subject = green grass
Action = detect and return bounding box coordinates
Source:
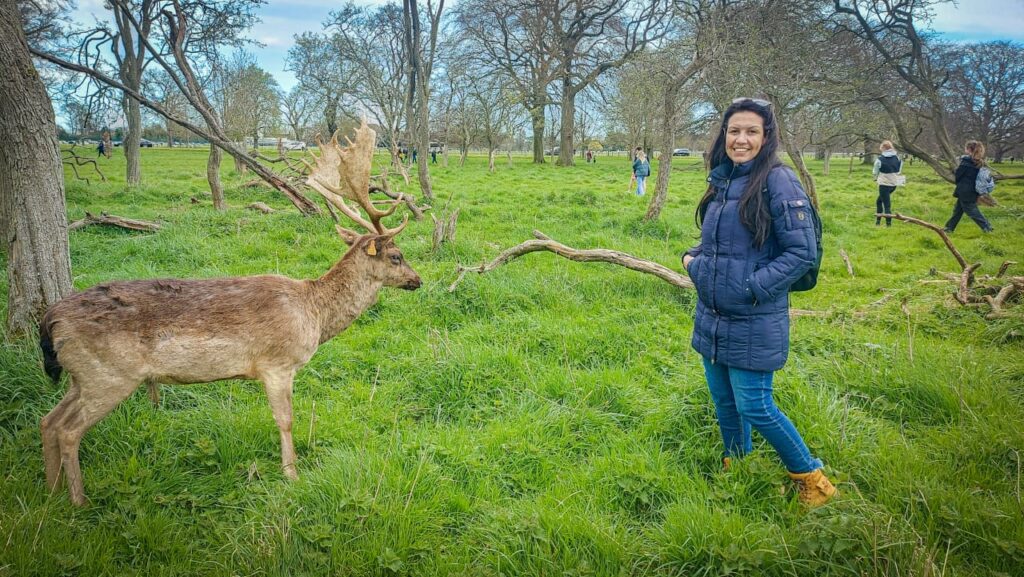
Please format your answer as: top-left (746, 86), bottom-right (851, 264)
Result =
top-left (1, 147), bottom-right (1023, 576)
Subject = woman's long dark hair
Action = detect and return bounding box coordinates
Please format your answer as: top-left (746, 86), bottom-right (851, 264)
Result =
top-left (695, 99), bottom-right (782, 247)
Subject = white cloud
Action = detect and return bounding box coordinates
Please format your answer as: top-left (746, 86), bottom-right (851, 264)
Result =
top-left (929, 0), bottom-right (1024, 41)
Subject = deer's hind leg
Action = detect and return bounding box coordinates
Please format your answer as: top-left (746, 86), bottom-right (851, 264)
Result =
top-left (41, 380), bottom-right (81, 492)
top-left (146, 382), bottom-right (161, 407)
top-left (55, 372), bottom-right (142, 506)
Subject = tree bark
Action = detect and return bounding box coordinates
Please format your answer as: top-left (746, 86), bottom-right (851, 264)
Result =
top-left (558, 76), bottom-right (576, 167)
top-left (645, 87), bottom-right (676, 221)
top-left (531, 108), bottom-right (546, 164)
top-left (123, 94), bottom-right (142, 184)
top-left (207, 143), bottom-right (225, 210)
top-left (0, 0), bottom-right (74, 334)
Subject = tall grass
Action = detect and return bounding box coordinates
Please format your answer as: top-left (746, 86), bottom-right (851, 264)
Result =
top-left (1, 147), bottom-right (1022, 575)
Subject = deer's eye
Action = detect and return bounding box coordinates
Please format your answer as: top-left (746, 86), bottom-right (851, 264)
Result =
top-left (390, 254), bottom-right (402, 265)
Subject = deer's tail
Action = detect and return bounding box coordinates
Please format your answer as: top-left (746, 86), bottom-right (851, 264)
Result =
top-left (39, 313), bottom-right (63, 383)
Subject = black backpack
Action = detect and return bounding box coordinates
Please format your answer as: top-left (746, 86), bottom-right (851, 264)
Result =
top-left (763, 185), bottom-right (823, 292)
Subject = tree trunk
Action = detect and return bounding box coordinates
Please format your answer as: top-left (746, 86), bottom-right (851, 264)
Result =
top-left (558, 80), bottom-right (576, 167)
top-left (324, 97), bottom-right (338, 137)
top-left (862, 138), bottom-right (875, 165)
top-left (488, 148), bottom-right (496, 172)
top-left (0, 1), bottom-right (73, 334)
top-left (207, 144), bottom-right (225, 210)
top-left (773, 106), bottom-right (818, 209)
top-left (531, 109), bottom-right (546, 164)
top-left (124, 94), bottom-right (142, 185)
top-left (822, 148), bottom-right (831, 176)
top-left (645, 88), bottom-right (676, 221)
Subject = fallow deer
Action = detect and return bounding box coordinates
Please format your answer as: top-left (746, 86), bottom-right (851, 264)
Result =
top-left (39, 121), bottom-right (420, 506)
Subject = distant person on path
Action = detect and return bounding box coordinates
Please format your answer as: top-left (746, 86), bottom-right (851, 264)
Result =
top-left (681, 98), bottom-right (836, 506)
top-left (943, 140), bottom-right (994, 234)
top-left (431, 149), bottom-right (437, 164)
top-left (586, 149), bottom-right (593, 163)
top-left (631, 147), bottom-right (650, 196)
top-left (412, 147), bottom-right (417, 163)
top-left (872, 140), bottom-right (903, 227)
top-left (96, 140), bottom-right (105, 158)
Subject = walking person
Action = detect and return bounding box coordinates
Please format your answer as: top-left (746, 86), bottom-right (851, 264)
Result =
top-left (682, 98), bottom-right (836, 506)
top-left (632, 147), bottom-right (650, 196)
top-left (943, 140), bottom-right (994, 234)
top-left (872, 140), bottom-right (903, 226)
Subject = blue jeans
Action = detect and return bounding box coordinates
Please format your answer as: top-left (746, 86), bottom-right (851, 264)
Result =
top-left (702, 357), bottom-right (822, 474)
top-left (635, 176), bottom-right (646, 196)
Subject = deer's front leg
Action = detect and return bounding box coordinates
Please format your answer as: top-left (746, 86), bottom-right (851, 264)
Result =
top-left (261, 369), bottom-right (298, 480)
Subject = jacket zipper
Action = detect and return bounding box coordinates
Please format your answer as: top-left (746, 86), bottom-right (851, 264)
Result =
top-left (710, 165), bottom-right (737, 364)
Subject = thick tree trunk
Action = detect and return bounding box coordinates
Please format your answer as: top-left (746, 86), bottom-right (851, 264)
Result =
top-left (558, 80), bottom-right (576, 167)
top-left (822, 148), bottom-right (832, 176)
top-left (645, 89), bottom-right (676, 221)
top-left (531, 109), bottom-right (546, 164)
top-left (207, 144), bottom-right (225, 210)
top-left (0, 1), bottom-right (74, 334)
top-left (124, 94), bottom-right (142, 184)
top-left (488, 148), bottom-right (496, 172)
top-left (862, 138), bottom-right (875, 165)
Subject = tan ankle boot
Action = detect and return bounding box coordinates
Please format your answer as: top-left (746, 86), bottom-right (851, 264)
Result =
top-left (788, 469), bottom-right (837, 506)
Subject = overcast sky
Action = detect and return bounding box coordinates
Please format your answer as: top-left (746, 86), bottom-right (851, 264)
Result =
top-left (73, 0), bottom-right (1024, 91)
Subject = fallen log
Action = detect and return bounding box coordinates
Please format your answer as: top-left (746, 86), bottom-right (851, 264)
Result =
top-left (246, 202), bottom-right (275, 214)
top-left (68, 212), bottom-right (161, 232)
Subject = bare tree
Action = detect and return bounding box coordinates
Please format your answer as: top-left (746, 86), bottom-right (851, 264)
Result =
top-left (32, 0), bottom-right (320, 214)
top-left (327, 2), bottom-right (410, 179)
top-left (286, 31), bottom-right (353, 138)
top-left (455, 0), bottom-right (559, 163)
top-left (281, 85), bottom-right (318, 142)
top-left (402, 0), bottom-right (445, 200)
top-left (1, 0), bottom-right (73, 334)
top-left (831, 0), bottom-right (964, 181)
top-left (545, 0), bottom-right (673, 167)
top-left (946, 41), bottom-right (1024, 163)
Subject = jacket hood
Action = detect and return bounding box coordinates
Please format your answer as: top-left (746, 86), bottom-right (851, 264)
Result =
top-left (959, 155), bottom-right (978, 168)
top-left (881, 150), bottom-right (898, 157)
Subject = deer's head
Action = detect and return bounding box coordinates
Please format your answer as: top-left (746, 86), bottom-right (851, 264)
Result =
top-left (306, 121), bottom-right (420, 291)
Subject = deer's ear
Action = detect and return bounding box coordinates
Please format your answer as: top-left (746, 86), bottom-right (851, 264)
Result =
top-left (366, 238), bottom-right (379, 256)
top-left (336, 225), bottom-right (360, 246)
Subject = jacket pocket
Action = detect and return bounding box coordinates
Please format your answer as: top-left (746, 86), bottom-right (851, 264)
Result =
top-left (784, 199), bottom-right (813, 230)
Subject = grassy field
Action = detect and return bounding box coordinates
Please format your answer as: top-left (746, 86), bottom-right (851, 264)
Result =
top-left (1, 146), bottom-right (1023, 576)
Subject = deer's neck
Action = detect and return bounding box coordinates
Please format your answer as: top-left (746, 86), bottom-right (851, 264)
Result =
top-left (308, 257), bottom-right (383, 344)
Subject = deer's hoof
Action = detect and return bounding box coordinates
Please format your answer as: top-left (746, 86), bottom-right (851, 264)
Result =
top-left (283, 465), bottom-right (299, 481)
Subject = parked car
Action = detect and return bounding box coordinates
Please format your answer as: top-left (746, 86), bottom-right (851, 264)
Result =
top-left (282, 140), bottom-right (307, 151)
top-left (672, 148), bottom-right (691, 156)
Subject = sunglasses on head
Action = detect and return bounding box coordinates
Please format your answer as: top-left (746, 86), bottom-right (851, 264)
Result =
top-left (732, 97), bottom-right (771, 108)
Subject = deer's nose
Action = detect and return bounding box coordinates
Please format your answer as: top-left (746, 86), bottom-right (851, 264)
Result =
top-left (403, 276), bottom-right (422, 290)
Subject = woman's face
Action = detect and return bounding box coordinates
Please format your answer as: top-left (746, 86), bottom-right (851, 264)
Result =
top-left (725, 111), bottom-right (765, 164)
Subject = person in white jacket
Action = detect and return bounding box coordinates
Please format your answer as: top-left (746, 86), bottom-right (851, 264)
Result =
top-left (872, 140), bottom-right (903, 226)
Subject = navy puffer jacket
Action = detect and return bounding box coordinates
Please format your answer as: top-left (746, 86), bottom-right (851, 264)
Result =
top-left (685, 161), bottom-right (817, 371)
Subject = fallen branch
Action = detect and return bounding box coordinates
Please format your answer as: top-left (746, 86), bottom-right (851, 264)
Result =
top-left (877, 213), bottom-right (967, 270)
top-left (450, 231), bottom-right (828, 318)
top-left (246, 202), bottom-right (275, 214)
top-left (997, 261), bottom-right (1017, 279)
top-left (450, 230), bottom-right (693, 292)
top-left (370, 169), bottom-right (427, 220)
top-left (955, 263), bottom-right (982, 305)
top-left (68, 211), bottom-right (161, 232)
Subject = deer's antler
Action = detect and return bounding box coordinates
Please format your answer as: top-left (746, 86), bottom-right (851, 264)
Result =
top-left (305, 120), bottom-right (407, 239)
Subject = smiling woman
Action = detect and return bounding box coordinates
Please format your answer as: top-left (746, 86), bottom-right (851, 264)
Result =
top-left (682, 98), bottom-right (836, 506)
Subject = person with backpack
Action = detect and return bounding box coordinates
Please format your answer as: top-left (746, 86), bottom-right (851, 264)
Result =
top-left (872, 140), bottom-right (903, 227)
top-left (631, 147), bottom-right (650, 196)
top-left (682, 98), bottom-right (836, 506)
top-left (943, 140), bottom-right (994, 234)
